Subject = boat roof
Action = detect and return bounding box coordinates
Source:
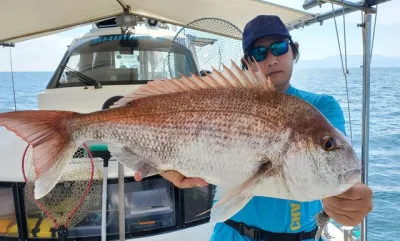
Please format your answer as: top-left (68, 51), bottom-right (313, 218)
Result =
top-left (81, 24), bottom-right (178, 40)
top-left (0, 0), bottom-right (315, 43)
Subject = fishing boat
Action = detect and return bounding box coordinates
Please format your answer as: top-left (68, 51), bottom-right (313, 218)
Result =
top-left (0, 0), bottom-right (389, 240)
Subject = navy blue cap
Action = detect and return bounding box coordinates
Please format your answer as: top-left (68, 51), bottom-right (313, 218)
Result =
top-left (242, 15), bottom-right (291, 53)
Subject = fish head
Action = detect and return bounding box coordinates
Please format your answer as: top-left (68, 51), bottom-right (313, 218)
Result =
top-left (283, 117), bottom-right (362, 201)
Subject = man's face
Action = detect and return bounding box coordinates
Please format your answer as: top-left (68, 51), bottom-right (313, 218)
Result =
top-left (247, 36), bottom-right (296, 92)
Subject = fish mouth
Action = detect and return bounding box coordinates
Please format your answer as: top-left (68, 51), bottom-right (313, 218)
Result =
top-left (339, 169), bottom-right (361, 183)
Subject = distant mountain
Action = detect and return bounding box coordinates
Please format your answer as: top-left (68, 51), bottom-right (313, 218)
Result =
top-left (296, 55), bottom-right (400, 69)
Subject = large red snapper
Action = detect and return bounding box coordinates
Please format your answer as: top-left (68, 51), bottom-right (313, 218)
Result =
top-left (0, 61), bottom-right (361, 221)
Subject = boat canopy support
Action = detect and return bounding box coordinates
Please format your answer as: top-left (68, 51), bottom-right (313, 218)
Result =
top-left (290, 0), bottom-right (388, 29)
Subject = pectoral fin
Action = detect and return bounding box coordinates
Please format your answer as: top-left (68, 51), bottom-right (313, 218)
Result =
top-left (199, 161), bottom-right (275, 222)
top-left (134, 162), bottom-right (158, 180)
top-left (107, 144), bottom-right (158, 179)
top-left (208, 189), bottom-right (254, 223)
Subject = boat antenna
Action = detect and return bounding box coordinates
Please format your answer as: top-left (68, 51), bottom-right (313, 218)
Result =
top-left (369, 4), bottom-right (378, 62)
top-left (1, 43), bottom-right (17, 111)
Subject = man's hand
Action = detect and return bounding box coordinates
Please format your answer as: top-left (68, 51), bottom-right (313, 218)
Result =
top-left (134, 170), bottom-right (209, 189)
top-left (159, 170), bottom-right (209, 188)
top-left (322, 182), bottom-right (373, 226)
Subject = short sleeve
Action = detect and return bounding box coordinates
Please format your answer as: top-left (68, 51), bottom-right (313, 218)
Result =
top-left (317, 95), bottom-right (346, 135)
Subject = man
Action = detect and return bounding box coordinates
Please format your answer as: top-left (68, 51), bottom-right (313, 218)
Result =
top-left (149, 15), bottom-right (373, 241)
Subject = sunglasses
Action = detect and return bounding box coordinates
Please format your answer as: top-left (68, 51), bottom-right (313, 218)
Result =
top-left (247, 40), bottom-right (289, 62)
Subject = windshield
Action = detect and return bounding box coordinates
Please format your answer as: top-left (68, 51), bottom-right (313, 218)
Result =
top-left (57, 34), bottom-right (198, 87)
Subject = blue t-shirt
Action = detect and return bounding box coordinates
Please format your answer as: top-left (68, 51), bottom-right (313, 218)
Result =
top-left (210, 85), bottom-right (346, 241)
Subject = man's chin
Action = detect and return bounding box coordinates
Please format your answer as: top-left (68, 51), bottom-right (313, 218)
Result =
top-left (267, 72), bottom-right (284, 83)
top-left (268, 79), bottom-right (289, 91)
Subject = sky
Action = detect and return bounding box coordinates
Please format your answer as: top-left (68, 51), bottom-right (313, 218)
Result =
top-left (0, 0), bottom-right (399, 71)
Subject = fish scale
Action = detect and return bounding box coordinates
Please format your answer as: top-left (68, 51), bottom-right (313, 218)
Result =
top-left (67, 89), bottom-right (294, 183)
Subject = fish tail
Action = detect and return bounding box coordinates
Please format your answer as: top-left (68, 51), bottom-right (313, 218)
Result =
top-left (0, 110), bottom-right (80, 199)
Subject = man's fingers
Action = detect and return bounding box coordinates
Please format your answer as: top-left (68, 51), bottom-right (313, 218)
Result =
top-left (325, 197), bottom-right (367, 212)
top-left (324, 192), bottom-right (373, 214)
top-left (159, 170), bottom-right (208, 188)
top-left (324, 202), bottom-right (364, 217)
top-left (134, 172), bottom-right (142, 181)
top-left (324, 206), bottom-right (361, 227)
top-left (336, 182), bottom-right (372, 200)
top-left (322, 183), bottom-right (373, 227)
top-left (159, 170), bottom-right (185, 186)
top-left (179, 178), bottom-right (209, 188)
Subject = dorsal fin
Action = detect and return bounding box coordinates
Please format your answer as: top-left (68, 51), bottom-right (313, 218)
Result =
top-left (111, 59), bottom-right (276, 108)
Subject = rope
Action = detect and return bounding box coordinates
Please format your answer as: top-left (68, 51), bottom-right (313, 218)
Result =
top-left (370, 4), bottom-right (378, 61)
top-left (331, 3), bottom-right (353, 145)
top-left (342, 0), bottom-right (348, 75)
top-left (9, 48), bottom-right (17, 111)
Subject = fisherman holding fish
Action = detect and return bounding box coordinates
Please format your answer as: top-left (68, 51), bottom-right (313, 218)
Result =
top-left (0, 14), bottom-right (373, 241)
top-left (158, 15), bottom-right (373, 241)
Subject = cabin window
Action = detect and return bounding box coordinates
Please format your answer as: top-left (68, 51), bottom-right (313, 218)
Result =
top-left (59, 50), bottom-right (170, 85)
top-left (119, 178), bottom-right (176, 233)
top-left (55, 35), bottom-right (198, 87)
top-left (0, 188), bottom-right (18, 238)
top-left (113, 50), bottom-right (170, 80)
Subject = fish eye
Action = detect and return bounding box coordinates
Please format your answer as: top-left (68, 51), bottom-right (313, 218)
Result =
top-left (321, 136), bottom-right (336, 151)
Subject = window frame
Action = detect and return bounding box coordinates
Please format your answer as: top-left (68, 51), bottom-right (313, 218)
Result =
top-left (46, 35), bottom-right (199, 90)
